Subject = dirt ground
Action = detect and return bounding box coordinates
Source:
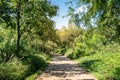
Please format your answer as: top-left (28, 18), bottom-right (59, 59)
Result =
top-left (35, 55), bottom-right (97, 80)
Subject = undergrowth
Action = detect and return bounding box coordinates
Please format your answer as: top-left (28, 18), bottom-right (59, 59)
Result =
top-left (65, 43), bottom-right (120, 80)
top-left (0, 52), bottom-right (50, 80)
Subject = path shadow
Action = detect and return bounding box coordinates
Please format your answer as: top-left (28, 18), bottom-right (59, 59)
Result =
top-left (39, 56), bottom-right (97, 80)
top-left (36, 55), bottom-right (97, 80)
top-left (44, 63), bottom-right (89, 78)
top-left (52, 55), bottom-right (71, 62)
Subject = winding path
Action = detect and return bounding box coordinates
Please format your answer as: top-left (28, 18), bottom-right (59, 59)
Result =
top-left (36, 55), bottom-right (97, 80)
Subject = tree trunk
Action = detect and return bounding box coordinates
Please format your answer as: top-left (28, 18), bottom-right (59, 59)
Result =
top-left (16, 1), bottom-right (21, 56)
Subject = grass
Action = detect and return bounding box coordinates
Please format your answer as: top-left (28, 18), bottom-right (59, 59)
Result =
top-left (0, 57), bottom-right (28, 80)
top-left (76, 44), bottom-right (120, 80)
top-left (25, 53), bottom-right (51, 80)
top-left (0, 52), bottom-right (51, 80)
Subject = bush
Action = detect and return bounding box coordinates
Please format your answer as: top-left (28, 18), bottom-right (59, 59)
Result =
top-left (113, 67), bottom-right (120, 80)
top-left (55, 48), bottom-right (67, 55)
top-left (0, 52), bottom-right (50, 80)
top-left (64, 48), bottom-right (73, 57)
top-left (0, 57), bottom-right (28, 80)
top-left (64, 28), bottom-right (120, 80)
top-left (68, 48), bottom-right (83, 59)
top-left (44, 41), bottom-right (57, 53)
top-left (21, 54), bottom-right (47, 75)
top-left (0, 40), bottom-right (16, 62)
top-left (77, 44), bottom-right (120, 80)
top-left (25, 53), bottom-right (50, 80)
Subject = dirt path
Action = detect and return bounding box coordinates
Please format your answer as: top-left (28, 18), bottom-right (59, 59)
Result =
top-left (36, 55), bottom-right (97, 80)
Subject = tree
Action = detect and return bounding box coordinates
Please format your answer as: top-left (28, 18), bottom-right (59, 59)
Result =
top-left (56, 26), bottom-right (82, 48)
top-left (67, 0), bottom-right (120, 42)
top-left (0, 0), bottom-right (58, 56)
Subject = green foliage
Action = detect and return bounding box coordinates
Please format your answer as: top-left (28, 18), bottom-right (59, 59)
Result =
top-left (77, 44), bottom-right (120, 80)
top-left (0, 0), bottom-right (119, 80)
top-left (0, 57), bottom-right (28, 80)
top-left (60, 26), bottom-right (120, 80)
top-left (0, 0), bottom-right (58, 80)
top-left (44, 40), bottom-right (57, 53)
top-left (68, 48), bottom-right (82, 59)
top-left (54, 0), bottom-right (120, 80)
top-left (59, 48), bottom-right (67, 55)
top-left (67, 0), bottom-right (120, 42)
top-left (25, 53), bottom-right (50, 80)
top-left (0, 52), bottom-right (50, 80)
top-left (0, 28), bottom-right (52, 79)
top-left (62, 31), bottom-right (120, 80)
top-left (66, 28), bottom-right (104, 59)
top-left (0, 28), bottom-right (16, 62)
top-left (56, 26), bottom-right (82, 48)
top-left (64, 48), bottom-right (73, 57)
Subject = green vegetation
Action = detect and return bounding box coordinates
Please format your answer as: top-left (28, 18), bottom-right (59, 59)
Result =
top-left (0, 0), bottom-right (120, 80)
top-left (25, 53), bottom-right (50, 80)
top-left (0, 52), bottom-right (50, 80)
top-left (77, 44), bottom-right (120, 80)
top-left (55, 0), bottom-right (120, 80)
top-left (56, 26), bottom-right (120, 80)
top-left (0, 0), bottom-right (57, 80)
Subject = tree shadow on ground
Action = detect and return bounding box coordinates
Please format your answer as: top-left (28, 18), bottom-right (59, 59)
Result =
top-left (44, 63), bottom-right (89, 78)
top-left (51, 55), bottom-right (71, 62)
top-left (38, 55), bottom-right (96, 80)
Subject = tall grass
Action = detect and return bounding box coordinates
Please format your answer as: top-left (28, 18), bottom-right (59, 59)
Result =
top-left (0, 52), bottom-right (50, 80)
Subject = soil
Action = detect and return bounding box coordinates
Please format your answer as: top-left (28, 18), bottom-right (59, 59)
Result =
top-left (36, 55), bottom-right (97, 80)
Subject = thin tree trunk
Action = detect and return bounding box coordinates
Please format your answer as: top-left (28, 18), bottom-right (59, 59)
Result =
top-left (16, 1), bottom-right (21, 56)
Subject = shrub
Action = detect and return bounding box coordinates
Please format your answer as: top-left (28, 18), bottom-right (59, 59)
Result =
top-left (21, 54), bottom-right (46, 75)
top-left (77, 44), bottom-right (120, 80)
top-left (0, 52), bottom-right (50, 80)
top-left (68, 48), bottom-right (82, 59)
top-left (55, 48), bottom-right (67, 55)
top-left (0, 57), bottom-right (28, 80)
top-left (64, 48), bottom-right (73, 57)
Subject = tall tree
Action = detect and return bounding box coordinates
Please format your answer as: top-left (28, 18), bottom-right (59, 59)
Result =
top-left (67, 0), bottom-right (120, 42)
top-left (0, 0), bottom-right (58, 55)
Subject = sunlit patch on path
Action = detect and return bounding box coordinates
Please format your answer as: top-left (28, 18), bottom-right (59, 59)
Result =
top-left (36, 55), bottom-right (97, 80)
